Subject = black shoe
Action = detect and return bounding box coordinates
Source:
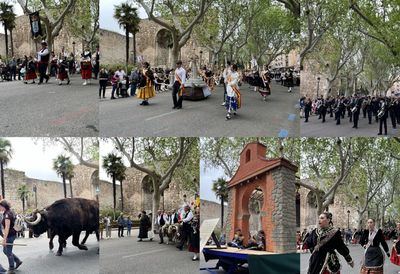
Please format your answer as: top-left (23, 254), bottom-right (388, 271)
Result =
top-left (138, 239), bottom-right (142, 242)
top-left (176, 106), bottom-right (182, 109)
top-left (45, 77), bottom-right (49, 83)
top-left (140, 101), bottom-right (145, 105)
top-left (159, 242), bottom-right (163, 244)
top-left (67, 80), bottom-right (70, 85)
top-left (111, 97), bottom-right (116, 100)
top-left (176, 246), bottom-right (183, 251)
top-left (14, 261), bottom-right (22, 270)
top-left (144, 101), bottom-right (149, 105)
top-left (38, 82), bottom-right (42, 85)
top-left (172, 106), bottom-right (177, 109)
top-left (378, 133), bottom-right (382, 135)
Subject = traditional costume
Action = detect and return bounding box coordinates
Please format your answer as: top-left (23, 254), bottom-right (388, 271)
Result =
top-left (390, 228), bottom-right (400, 267)
top-left (188, 211), bottom-right (200, 261)
top-left (138, 213), bottom-right (151, 241)
top-left (57, 58), bottom-right (70, 85)
top-left (172, 65), bottom-right (186, 109)
top-left (305, 226), bottom-right (353, 274)
top-left (359, 228), bottom-right (390, 274)
top-left (81, 50), bottom-right (92, 85)
top-left (24, 58), bottom-right (37, 84)
top-left (137, 66), bottom-right (155, 105)
top-left (225, 69), bottom-right (241, 120)
top-left (37, 41), bottom-right (50, 84)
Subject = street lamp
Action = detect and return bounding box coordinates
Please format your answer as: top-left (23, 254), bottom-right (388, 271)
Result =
top-left (72, 41), bottom-right (76, 57)
top-left (317, 77), bottom-right (321, 98)
top-left (347, 210), bottom-right (350, 230)
top-left (199, 50), bottom-right (203, 67)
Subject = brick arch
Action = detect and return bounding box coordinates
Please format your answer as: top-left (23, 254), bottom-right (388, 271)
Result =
top-left (227, 142), bottom-right (298, 253)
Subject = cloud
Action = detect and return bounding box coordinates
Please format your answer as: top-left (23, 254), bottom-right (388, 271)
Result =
top-left (200, 160), bottom-right (226, 203)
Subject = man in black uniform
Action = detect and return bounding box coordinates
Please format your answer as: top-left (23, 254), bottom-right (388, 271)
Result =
top-left (378, 97), bottom-right (388, 135)
top-left (388, 97), bottom-right (397, 129)
top-left (366, 96), bottom-right (373, 124)
top-left (352, 94), bottom-right (362, 129)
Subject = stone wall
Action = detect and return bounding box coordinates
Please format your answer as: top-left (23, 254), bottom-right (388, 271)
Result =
top-left (99, 167), bottom-right (195, 217)
top-left (200, 199), bottom-right (228, 230)
top-left (0, 33), bottom-right (5, 57)
top-left (4, 166), bottom-right (97, 213)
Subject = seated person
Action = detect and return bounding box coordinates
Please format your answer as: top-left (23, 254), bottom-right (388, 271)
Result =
top-left (246, 230), bottom-right (266, 251)
top-left (227, 228), bottom-right (244, 248)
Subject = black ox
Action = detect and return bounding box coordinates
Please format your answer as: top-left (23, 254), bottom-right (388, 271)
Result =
top-left (25, 198), bottom-right (99, 256)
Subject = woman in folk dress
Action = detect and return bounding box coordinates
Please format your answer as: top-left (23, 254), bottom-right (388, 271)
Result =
top-left (225, 64), bottom-right (241, 120)
top-left (136, 62), bottom-right (155, 106)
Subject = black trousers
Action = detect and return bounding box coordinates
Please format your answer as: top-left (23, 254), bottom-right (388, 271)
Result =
top-left (320, 109), bottom-right (326, 122)
top-left (304, 109), bottom-right (310, 122)
top-left (38, 63), bottom-right (49, 83)
top-left (389, 111), bottom-right (397, 128)
top-left (335, 111), bottom-right (341, 125)
top-left (379, 117), bottom-right (387, 135)
top-left (99, 81), bottom-right (107, 97)
top-left (353, 111), bottom-right (359, 128)
top-left (177, 226), bottom-right (189, 249)
top-left (367, 110), bottom-right (372, 124)
top-left (118, 225), bottom-right (124, 237)
top-left (172, 81), bottom-right (183, 108)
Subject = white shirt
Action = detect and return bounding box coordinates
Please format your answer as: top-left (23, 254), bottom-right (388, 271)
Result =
top-left (115, 70), bottom-right (125, 82)
top-left (182, 211), bottom-right (193, 223)
top-left (174, 67), bottom-right (186, 84)
top-left (223, 67), bottom-right (231, 83)
top-left (226, 71), bottom-right (239, 97)
top-left (37, 48), bottom-right (49, 61)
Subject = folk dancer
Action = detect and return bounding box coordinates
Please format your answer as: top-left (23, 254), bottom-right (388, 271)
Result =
top-left (176, 205), bottom-right (193, 251)
top-left (57, 56), bottom-right (70, 85)
top-left (24, 56), bottom-right (37, 84)
top-left (389, 222), bottom-right (400, 272)
top-left (304, 212), bottom-right (354, 274)
top-left (80, 47), bottom-right (92, 85)
top-left (221, 61), bottom-right (231, 106)
top-left (36, 41), bottom-right (50, 85)
top-left (225, 64), bottom-right (241, 120)
top-left (137, 62), bottom-right (155, 106)
top-left (188, 206), bottom-right (200, 261)
top-left (359, 219), bottom-right (390, 274)
top-left (93, 46), bottom-right (100, 80)
top-left (172, 60), bottom-right (186, 109)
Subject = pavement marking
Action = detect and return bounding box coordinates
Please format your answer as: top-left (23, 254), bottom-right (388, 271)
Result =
top-left (145, 106), bottom-right (192, 121)
top-left (122, 248), bottom-right (169, 259)
top-left (278, 129), bottom-right (289, 137)
top-left (288, 114), bottom-right (296, 121)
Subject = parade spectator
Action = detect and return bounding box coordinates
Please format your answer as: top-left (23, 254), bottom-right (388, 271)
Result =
top-left (129, 68), bottom-right (140, 96)
top-left (98, 68), bottom-right (109, 99)
top-left (138, 211), bottom-right (152, 242)
top-left (126, 217), bottom-right (132, 236)
top-left (104, 215), bottom-right (111, 239)
top-left (117, 213), bottom-right (125, 238)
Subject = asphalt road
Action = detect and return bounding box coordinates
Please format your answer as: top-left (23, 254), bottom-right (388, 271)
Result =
top-left (99, 82), bottom-right (299, 137)
top-left (301, 112), bottom-right (400, 137)
top-left (0, 75), bottom-right (98, 137)
top-left (301, 242), bottom-right (400, 273)
top-left (100, 229), bottom-right (198, 274)
top-left (0, 231), bottom-right (99, 274)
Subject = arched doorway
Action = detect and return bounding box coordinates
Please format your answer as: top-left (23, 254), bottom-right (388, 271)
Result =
top-left (248, 187), bottom-right (264, 234)
top-left (155, 29), bottom-right (173, 67)
top-left (141, 175), bottom-right (153, 213)
top-left (91, 170), bottom-right (99, 201)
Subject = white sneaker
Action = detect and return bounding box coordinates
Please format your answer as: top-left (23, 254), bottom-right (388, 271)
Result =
top-left (83, 81), bottom-right (87, 86)
top-left (221, 102), bottom-right (226, 106)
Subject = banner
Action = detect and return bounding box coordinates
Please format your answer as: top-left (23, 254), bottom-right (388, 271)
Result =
top-left (29, 12), bottom-right (43, 39)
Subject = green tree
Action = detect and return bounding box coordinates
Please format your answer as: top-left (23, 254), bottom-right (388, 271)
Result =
top-left (53, 155), bottom-right (72, 199)
top-left (0, 138), bottom-right (12, 198)
top-left (212, 177), bottom-right (228, 231)
top-left (17, 184), bottom-right (30, 213)
top-left (115, 163), bottom-right (127, 212)
top-left (114, 2), bottom-right (141, 67)
top-left (0, 2), bottom-right (15, 59)
top-left (102, 153), bottom-right (124, 219)
top-left (65, 162), bottom-right (75, 198)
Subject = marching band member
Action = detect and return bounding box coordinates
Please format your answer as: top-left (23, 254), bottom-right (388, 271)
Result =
top-left (81, 47), bottom-right (92, 85)
top-left (172, 60), bottom-right (186, 109)
top-left (225, 64), bottom-right (241, 120)
top-left (37, 41), bottom-right (50, 85)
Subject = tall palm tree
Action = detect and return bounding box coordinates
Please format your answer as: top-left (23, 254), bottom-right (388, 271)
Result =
top-left (0, 3), bottom-right (15, 58)
top-left (115, 164), bottom-right (126, 212)
top-left (65, 162), bottom-right (75, 198)
top-left (0, 138), bottom-right (13, 198)
top-left (102, 153), bottom-right (123, 219)
top-left (17, 184), bottom-right (30, 213)
top-left (114, 2), bottom-right (141, 66)
top-left (8, 12), bottom-right (16, 57)
top-left (53, 155), bottom-right (72, 198)
top-left (212, 177), bottom-right (229, 231)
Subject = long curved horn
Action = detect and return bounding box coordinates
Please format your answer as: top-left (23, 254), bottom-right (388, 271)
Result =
top-left (25, 213), bottom-right (42, 225)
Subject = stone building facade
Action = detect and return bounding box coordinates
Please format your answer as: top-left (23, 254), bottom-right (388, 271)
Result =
top-left (3, 165), bottom-right (98, 213)
top-left (101, 19), bottom-right (210, 67)
top-left (99, 167), bottom-right (195, 217)
top-left (0, 33), bottom-right (5, 57)
top-left (200, 199), bottom-right (228, 230)
top-left (299, 179), bottom-right (358, 230)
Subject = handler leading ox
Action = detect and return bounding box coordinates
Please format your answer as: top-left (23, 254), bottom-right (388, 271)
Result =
top-left (25, 198), bottom-right (99, 256)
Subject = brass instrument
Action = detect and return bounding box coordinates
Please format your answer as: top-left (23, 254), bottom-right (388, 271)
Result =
top-left (377, 101), bottom-right (386, 119)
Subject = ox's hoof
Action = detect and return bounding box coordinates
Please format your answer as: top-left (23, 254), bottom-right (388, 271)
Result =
top-left (79, 245), bottom-right (88, 251)
top-left (55, 252), bottom-right (62, 256)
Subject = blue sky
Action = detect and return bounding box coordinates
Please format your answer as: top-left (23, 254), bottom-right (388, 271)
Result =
top-left (200, 160), bottom-right (227, 203)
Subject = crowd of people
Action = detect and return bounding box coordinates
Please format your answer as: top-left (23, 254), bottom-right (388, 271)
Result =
top-left (300, 94), bottom-right (400, 135)
top-left (298, 213), bottom-right (400, 274)
top-left (100, 194), bottom-right (200, 261)
top-left (0, 41), bottom-right (100, 86)
top-left (222, 228), bottom-right (266, 251)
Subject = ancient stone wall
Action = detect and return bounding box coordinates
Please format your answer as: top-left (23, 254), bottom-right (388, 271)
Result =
top-left (0, 33), bottom-right (5, 57)
top-left (200, 199), bottom-right (228, 230)
top-left (4, 166), bottom-right (97, 213)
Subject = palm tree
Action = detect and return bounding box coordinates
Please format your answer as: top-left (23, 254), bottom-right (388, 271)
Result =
top-left (0, 3), bottom-right (15, 58)
top-left (17, 185), bottom-right (30, 213)
top-left (65, 162), bottom-right (75, 198)
top-left (8, 12), bottom-right (16, 57)
top-left (115, 164), bottom-right (126, 212)
top-left (114, 2), bottom-right (141, 66)
top-left (212, 177), bottom-right (229, 231)
top-left (53, 155), bottom-right (72, 198)
top-left (0, 138), bottom-right (13, 198)
top-left (102, 153), bottom-right (123, 219)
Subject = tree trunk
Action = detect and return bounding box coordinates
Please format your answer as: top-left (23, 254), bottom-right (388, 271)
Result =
top-left (4, 25), bottom-right (8, 58)
top-left (120, 180), bottom-right (124, 212)
top-left (0, 161), bottom-right (4, 198)
top-left (356, 210), bottom-right (363, 230)
top-left (112, 175), bottom-right (116, 220)
top-left (10, 29), bottom-right (14, 57)
top-left (151, 185), bottom-right (161, 233)
top-left (220, 197), bottom-right (224, 231)
top-left (62, 175), bottom-right (67, 198)
top-left (69, 179), bottom-right (73, 198)
top-left (170, 43), bottom-right (180, 68)
top-left (133, 33), bottom-right (137, 65)
top-left (22, 198), bottom-right (25, 213)
top-left (125, 28), bottom-right (129, 67)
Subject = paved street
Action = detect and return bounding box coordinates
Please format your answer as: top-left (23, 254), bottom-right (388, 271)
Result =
top-left (0, 75), bottom-right (98, 136)
top-left (301, 242), bottom-right (400, 273)
top-left (100, 229), bottom-right (198, 274)
top-left (301, 113), bottom-right (400, 137)
top-left (99, 82), bottom-right (299, 137)
top-left (0, 231), bottom-right (98, 274)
